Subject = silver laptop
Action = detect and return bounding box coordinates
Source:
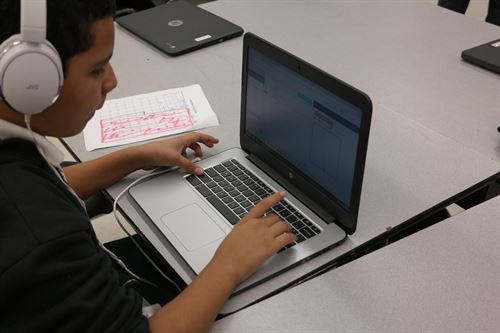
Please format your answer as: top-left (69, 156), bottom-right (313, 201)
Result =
top-left (129, 33), bottom-right (372, 293)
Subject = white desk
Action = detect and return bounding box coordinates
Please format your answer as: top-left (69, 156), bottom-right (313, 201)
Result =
top-left (203, 0), bottom-right (500, 163)
top-left (63, 1), bottom-right (500, 313)
top-left (212, 196), bottom-right (500, 332)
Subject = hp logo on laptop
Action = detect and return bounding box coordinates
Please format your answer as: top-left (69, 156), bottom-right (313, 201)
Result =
top-left (168, 20), bottom-right (183, 27)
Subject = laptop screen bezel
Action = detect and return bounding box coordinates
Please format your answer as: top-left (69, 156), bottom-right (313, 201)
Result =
top-left (240, 33), bottom-right (372, 234)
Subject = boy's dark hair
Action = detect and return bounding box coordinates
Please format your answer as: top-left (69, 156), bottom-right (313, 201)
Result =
top-left (0, 0), bottom-right (116, 75)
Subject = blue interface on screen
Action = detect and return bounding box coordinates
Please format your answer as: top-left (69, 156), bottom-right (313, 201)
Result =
top-left (245, 48), bottom-right (363, 207)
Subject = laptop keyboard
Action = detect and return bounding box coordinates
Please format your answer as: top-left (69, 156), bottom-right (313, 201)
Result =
top-left (186, 159), bottom-right (322, 251)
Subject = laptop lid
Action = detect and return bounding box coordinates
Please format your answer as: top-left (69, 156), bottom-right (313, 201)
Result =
top-left (115, 1), bottom-right (243, 56)
top-left (462, 39), bottom-right (500, 74)
top-left (240, 33), bottom-right (372, 234)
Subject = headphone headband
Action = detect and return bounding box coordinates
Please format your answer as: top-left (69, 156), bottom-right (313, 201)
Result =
top-left (21, 0), bottom-right (47, 43)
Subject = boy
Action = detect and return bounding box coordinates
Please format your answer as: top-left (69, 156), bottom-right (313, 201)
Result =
top-left (0, 1), bottom-right (295, 332)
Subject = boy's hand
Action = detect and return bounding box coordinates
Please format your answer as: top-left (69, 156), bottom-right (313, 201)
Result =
top-left (210, 192), bottom-right (296, 285)
top-left (137, 132), bottom-right (219, 174)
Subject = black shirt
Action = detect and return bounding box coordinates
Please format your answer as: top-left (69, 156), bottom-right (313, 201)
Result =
top-left (0, 138), bottom-right (150, 333)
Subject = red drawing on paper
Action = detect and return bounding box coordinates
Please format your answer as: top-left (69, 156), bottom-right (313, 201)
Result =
top-left (100, 108), bottom-right (195, 143)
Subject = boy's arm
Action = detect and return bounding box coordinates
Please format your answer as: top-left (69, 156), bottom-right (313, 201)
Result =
top-left (62, 132), bottom-right (218, 200)
top-left (148, 193), bottom-right (296, 333)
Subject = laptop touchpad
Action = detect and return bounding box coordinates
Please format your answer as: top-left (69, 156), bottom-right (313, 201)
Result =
top-left (160, 204), bottom-right (225, 251)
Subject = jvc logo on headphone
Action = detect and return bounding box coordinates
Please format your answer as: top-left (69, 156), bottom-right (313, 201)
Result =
top-left (26, 84), bottom-right (40, 90)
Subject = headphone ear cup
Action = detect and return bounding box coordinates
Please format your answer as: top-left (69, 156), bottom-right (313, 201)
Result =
top-left (0, 34), bottom-right (63, 115)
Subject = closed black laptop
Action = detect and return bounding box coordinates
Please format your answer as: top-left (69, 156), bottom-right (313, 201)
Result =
top-left (461, 39), bottom-right (500, 74)
top-left (116, 0), bottom-right (243, 56)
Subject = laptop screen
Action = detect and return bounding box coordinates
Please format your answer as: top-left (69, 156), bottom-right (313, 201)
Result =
top-left (245, 48), bottom-right (363, 208)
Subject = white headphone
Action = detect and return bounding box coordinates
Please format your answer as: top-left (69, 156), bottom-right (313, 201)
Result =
top-left (0, 0), bottom-right (63, 115)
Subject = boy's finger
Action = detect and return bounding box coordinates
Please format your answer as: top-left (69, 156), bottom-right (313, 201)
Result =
top-left (258, 213), bottom-right (283, 227)
top-left (246, 192), bottom-right (287, 219)
top-left (177, 155), bottom-right (204, 175)
top-left (271, 233), bottom-right (297, 253)
top-left (189, 143), bottom-right (203, 157)
top-left (184, 132), bottom-right (219, 147)
top-left (268, 220), bottom-right (293, 236)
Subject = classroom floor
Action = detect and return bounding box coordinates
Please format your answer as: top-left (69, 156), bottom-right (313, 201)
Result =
top-left (50, 0), bottom-right (488, 244)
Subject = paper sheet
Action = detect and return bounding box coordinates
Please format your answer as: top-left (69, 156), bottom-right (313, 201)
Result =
top-left (83, 84), bottom-right (219, 151)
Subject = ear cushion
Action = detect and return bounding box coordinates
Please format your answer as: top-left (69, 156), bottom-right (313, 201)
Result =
top-left (0, 34), bottom-right (63, 115)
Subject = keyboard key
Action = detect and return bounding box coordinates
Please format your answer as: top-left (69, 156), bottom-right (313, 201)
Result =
top-left (186, 175), bottom-right (201, 186)
top-left (311, 225), bottom-right (321, 234)
top-left (211, 186), bottom-right (223, 193)
top-left (237, 174), bottom-right (249, 181)
top-left (205, 168), bottom-right (218, 177)
top-left (221, 171), bottom-right (231, 177)
top-left (195, 184), bottom-right (212, 197)
top-left (262, 185), bottom-right (272, 192)
top-left (215, 164), bottom-right (227, 172)
top-left (218, 180), bottom-right (229, 187)
top-left (212, 175), bottom-right (223, 182)
top-left (243, 179), bottom-right (255, 186)
top-left (292, 220), bottom-right (306, 230)
top-left (222, 161), bottom-right (232, 167)
top-left (230, 180), bottom-right (242, 187)
top-left (236, 185), bottom-right (247, 192)
top-left (273, 204), bottom-right (285, 212)
top-left (227, 201), bottom-right (239, 209)
top-left (258, 193), bottom-right (268, 199)
top-left (233, 207), bottom-right (245, 215)
top-left (242, 190), bottom-right (253, 197)
top-left (300, 227), bottom-right (315, 239)
top-left (216, 191), bottom-right (228, 198)
top-left (280, 210), bottom-right (292, 218)
top-left (248, 195), bottom-right (260, 203)
top-left (198, 174), bottom-right (211, 183)
top-left (249, 183), bottom-right (260, 190)
top-left (223, 185), bottom-right (234, 192)
top-left (206, 181), bottom-right (217, 188)
top-left (222, 196), bottom-right (234, 204)
top-left (255, 189), bottom-right (266, 196)
top-left (206, 195), bottom-right (239, 225)
top-left (240, 200), bottom-right (253, 208)
top-left (234, 195), bottom-right (245, 202)
top-left (296, 234), bottom-right (306, 243)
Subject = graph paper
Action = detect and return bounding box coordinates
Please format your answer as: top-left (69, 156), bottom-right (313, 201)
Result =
top-left (83, 85), bottom-right (219, 151)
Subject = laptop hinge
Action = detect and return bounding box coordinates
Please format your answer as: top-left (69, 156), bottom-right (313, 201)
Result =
top-left (246, 154), bottom-right (336, 224)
